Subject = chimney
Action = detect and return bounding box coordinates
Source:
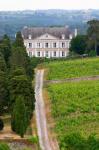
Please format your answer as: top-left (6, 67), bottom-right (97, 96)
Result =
top-left (69, 34), bottom-right (73, 40)
top-left (74, 28), bottom-right (78, 37)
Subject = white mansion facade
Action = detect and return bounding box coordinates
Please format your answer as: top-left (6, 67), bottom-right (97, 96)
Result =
top-left (22, 27), bottom-right (77, 58)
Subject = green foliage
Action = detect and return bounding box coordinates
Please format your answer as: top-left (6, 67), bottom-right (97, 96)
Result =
top-left (0, 35), bottom-right (11, 67)
top-left (60, 133), bottom-right (99, 150)
top-left (0, 71), bottom-right (8, 115)
top-left (0, 33), bottom-right (35, 138)
top-left (48, 80), bottom-right (99, 149)
top-left (88, 50), bottom-right (97, 57)
top-left (28, 136), bottom-right (39, 144)
top-left (45, 57), bottom-right (99, 80)
top-left (87, 20), bottom-right (99, 55)
top-left (0, 53), bottom-right (7, 72)
top-left (13, 31), bottom-right (24, 48)
top-left (70, 35), bottom-right (87, 55)
top-left (10, 32), bottom-right (33, 79)
top-left (0, 143), bottom-right (10, 150)
top-left (11, 95), bottom-right (28, 138)
top-left (9, 67), bottom-right (35, 137)
top-left (9, 71), bottom-right (35, 113)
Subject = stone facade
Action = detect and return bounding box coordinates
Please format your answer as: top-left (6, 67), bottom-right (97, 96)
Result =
top-left (22, 27), bottom-right (77, 58)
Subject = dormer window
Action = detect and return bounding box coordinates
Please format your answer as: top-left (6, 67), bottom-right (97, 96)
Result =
top-left (28, 34), bottom-right (32, 39)
top-left (46, 34), bottom-right (48, 38)
top-left (61, 34), bottom-right (65, 39)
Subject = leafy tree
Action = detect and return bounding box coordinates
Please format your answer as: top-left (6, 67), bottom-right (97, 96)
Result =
top-left (0, 35), bottom-right (11, 66)
top-left (70, 35), bottom-right (87, 55)
top-left (0, 52), bottom-right (7, 72)
top-left (11, 95), bottom-right (28, 138)
top-left (0, 54), bottom-right (8, 115)
top-left (0, 71), bottom-right (8, 115)
top-left (0, 119), bottom-right (4, 131)
top-left (13, 31), bottom-right (24, 48)
top-left (87, 20), bottom-right (99, 55)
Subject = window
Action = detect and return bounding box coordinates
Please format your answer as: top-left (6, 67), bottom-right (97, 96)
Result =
top-left (29, 52), bottom-right (32, 57)
top-left (53, 43), bottom-right (57, 48)
top-left (29, 43), bottom-right (32, 48)
top-left (37, 43), bottom-right (41, 48)
top-left (45, 51), bottom-right (48, 57)
top-left (28, 35), bottom-right (32, 39)
top-left (53, 51), bottom-right (56, 57)
top-left (37, 51), bottom-right (40, 57)
top-left (62, 42), bottom-right (65, 48)
top-left (62, 51), bottom-right (65, 57)
top-left (45, 43), bottom-right (49, 48)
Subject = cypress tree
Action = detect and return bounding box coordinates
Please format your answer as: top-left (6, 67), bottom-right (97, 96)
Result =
top-left (11, 95), bottom-right (28, 138)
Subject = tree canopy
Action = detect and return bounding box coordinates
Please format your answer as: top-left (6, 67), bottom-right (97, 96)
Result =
top-left (70, 35), bottom-right (87, 55)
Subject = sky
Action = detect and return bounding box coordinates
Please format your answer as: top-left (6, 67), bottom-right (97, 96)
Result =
top-left (0, 0), bottom-right (99, 11)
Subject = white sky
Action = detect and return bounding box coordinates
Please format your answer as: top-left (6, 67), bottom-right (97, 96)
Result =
top-left (0, 0), bottom-right (99, 11)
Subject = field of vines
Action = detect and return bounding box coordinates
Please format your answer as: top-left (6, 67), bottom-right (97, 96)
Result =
top-left (47, 80), bottom-right (99, 150)
top-left (45, 57), bottom-right (99, 80)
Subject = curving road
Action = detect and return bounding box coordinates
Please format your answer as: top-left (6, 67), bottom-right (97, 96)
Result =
top-left (35, 69), bottom-right (52, 150)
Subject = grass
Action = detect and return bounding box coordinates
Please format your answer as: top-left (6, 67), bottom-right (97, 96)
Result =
top-left (47, 80), bottom-right (99, 149)
top-left (44, 57), bottom-right (99, 80)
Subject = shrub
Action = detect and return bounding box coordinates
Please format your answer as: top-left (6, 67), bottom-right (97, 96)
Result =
top-left (28, 136), bottom-right (39, 144)
top-left (88, 50), bottom-right (96, 57)
top-left (0, 143), bottom-right (10, 150)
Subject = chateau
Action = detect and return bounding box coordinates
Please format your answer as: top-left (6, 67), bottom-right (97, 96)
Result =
top-left (22, 27), bottom-right (77, 58)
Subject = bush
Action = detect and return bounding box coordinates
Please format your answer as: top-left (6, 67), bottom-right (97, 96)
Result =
top-left (60, 132), bottom-right (86, 150)
top-left (0, 119), bottom-right (4, 131)
top-left (28, 136), bottom-right (39, 144)
top-left (88, 50), bottom-right (96, 57)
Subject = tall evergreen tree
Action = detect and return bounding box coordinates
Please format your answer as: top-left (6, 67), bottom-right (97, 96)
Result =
top-left (10, 32), bottom-right (32, 78)
top-left (87, 20), bottom-right (99, 55)
top-left (0, 52), bottom-right (7, 72)
top-left (11, 95), bottom-right (28, 138)
top-left (0, 71), bottom-right (8, 115)
top-left (0, 35), bottom-right (11, 67)
top-left (0, 53), bottom-right (8, 115)
top-left (13, 32), bottom-right (24, 48)
top-left (9, 68), bottom-right (35, 119)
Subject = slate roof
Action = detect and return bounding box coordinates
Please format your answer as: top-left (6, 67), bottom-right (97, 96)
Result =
top-left (22, 26), bottom-right (73, 39)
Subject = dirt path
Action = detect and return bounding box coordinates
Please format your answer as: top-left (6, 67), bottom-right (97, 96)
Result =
top-left (35, 69), bottom-right (52, 150)
top-left (45, 75), bottom-right (99, 84)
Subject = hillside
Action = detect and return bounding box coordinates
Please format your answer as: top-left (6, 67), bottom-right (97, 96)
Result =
top-left (44, 57), bottom-right (99, 150)
top-left (0, 9), bottom-right (99, 38)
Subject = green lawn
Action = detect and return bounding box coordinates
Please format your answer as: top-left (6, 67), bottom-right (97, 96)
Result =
top-left (47, 80), bottom-right (99, 149)
top-left (45, 57), bottom-right (99, 80)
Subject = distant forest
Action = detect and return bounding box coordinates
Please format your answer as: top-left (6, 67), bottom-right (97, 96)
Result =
top-left (0, 9), bottom-right (99, 39)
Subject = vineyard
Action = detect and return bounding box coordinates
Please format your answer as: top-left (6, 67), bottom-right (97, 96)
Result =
top-left (45, 57), bottom-right (99, 80)
top-left (44, 58), bottom-right (99, 149)
top-left (47, 80), bottom-right (99, 149)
